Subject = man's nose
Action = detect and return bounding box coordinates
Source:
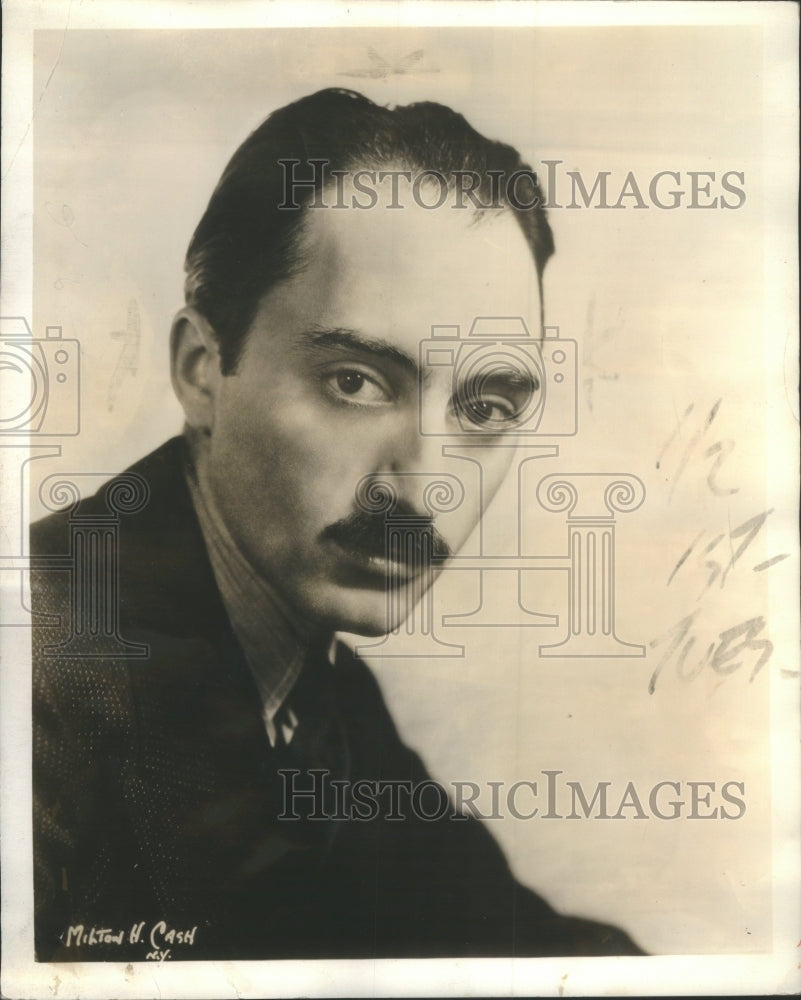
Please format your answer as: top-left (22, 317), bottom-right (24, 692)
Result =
top-left (369, 402), bottom-right (459, 515)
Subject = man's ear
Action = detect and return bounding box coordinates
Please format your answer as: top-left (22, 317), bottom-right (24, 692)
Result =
top-left (170, 307), bottom-right (223, 434)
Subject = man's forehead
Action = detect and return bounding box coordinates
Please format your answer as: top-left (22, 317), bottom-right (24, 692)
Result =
top-left (287, 191), bottom-right (542, 343)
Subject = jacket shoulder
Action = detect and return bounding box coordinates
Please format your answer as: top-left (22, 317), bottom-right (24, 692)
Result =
top-left (30, 436), bottom-right (228, 640)
top-left (30, 437), bottom-right (187, 555)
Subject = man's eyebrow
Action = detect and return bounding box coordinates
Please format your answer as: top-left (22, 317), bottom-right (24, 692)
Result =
top-left (297, 327), bottom-right (421, 379)
top-left (478, 365), bottom-right (540, 390)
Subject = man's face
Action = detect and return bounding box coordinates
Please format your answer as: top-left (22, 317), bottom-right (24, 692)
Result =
top-left (201, 186), bottom-right (542, 635)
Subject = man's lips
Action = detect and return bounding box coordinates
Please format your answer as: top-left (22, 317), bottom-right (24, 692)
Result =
top-left (326, 537), bottom-right (431, 584)
top-left (320, 508), bottom-right (452, 587)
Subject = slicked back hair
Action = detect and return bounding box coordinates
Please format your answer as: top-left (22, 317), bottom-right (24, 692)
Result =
top-left (184, 88), bottom-right (555, 374)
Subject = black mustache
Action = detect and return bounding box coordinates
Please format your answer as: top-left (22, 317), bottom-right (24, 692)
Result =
top-left (321, 506), bottom-right (452, 563)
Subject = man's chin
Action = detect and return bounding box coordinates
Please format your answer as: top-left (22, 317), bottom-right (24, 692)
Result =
top-left (339, 620), bottom-right (394, 639)
top-left (299, 580), bottom-right (420, 638)
top-left (314, 606), bottom-right (397, 639)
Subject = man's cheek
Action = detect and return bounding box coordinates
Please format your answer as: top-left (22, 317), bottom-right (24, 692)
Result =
top-left (255, 399), bottom-right (354, 459)
top-left (273, 417), bottom-right (380, 494)
top-left (257, 435), bottom-right (370, 529)
top-left (481, 452), bottom-right (516, 499)
top-left (440, 511), bottom-right (479, 556)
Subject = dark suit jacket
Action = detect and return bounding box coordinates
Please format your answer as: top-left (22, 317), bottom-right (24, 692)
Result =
top-left (31, 437), bottom-right (641, 961)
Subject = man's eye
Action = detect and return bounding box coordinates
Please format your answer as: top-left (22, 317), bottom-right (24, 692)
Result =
top-left (325, 368), bottom-right (392, 405)
top-left (336, 371), bottom-right (366, 395)
top-left (462, 395), bottom-right (519, 427)
top-left (455, 368), bottom-right (539, 430)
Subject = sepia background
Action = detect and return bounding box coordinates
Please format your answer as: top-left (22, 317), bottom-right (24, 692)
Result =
top-left (25, 23), bottom-right (794, 959)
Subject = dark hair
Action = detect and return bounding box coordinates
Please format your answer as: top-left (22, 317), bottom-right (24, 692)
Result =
top-left (185, 88), bottom-right (555, 374)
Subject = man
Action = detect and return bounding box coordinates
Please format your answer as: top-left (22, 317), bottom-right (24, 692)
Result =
top-left (32, 88), bottom-right (642, 961)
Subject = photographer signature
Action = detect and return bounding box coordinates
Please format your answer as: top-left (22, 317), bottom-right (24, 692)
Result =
top-left (64, 920), bottom-right (197, 961)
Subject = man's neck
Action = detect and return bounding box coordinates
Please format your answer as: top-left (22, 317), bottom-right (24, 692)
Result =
top-left (183, 430), bottom-right (332, 730)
